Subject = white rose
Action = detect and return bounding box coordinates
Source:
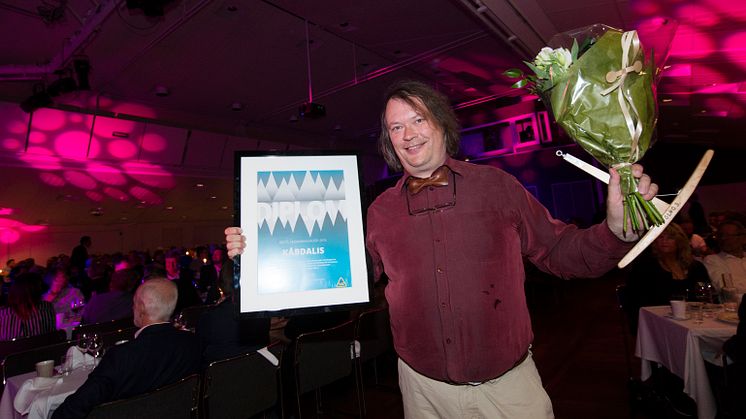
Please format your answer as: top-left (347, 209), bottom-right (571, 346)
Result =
top-left (533, 47), bottom-right (554, 68)
top-left (554, 48), bottom-right (572, 69)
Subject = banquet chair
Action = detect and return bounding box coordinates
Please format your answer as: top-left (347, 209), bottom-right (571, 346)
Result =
top-left (86, 373), bottom-right (200, 419)
top-left (354, 307), bottom-right (393, 415)
top-left (0, 329), bottom-right (66, 360)
top-left (293, 319), bottom-right (362, 419)
top-left (98, 327), bottom-right (137, 347)
top-left (202, 343), bottom-right (283, 419)
top-left (72, 317), bottom-right (134, 340)
top-left (1, 340), bottom-right (72, 386)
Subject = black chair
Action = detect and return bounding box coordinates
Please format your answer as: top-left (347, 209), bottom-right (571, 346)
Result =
top-left (97, 327), bottom-right (137, 347)
top-left (1, 340), bottom-right (72, 385)
top-left (202, 343), bottom-right (283, 419)
top-left (0, 329), bottom-right (67, 360)
top-left (354, 307), bottom-right (393, 415)
top-left (72, 317), bottom-right (134, 341)
top-left (293, 319), bottom-right (362, 418)
top-left (86, 373), bottom-right (200, 419)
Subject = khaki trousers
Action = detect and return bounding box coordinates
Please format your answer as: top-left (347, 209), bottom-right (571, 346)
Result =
top-left (397, 354), bottom-right (554, 419)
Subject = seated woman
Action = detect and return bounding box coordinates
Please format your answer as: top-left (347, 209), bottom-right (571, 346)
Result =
top-left (625, 223), bottom-right (711, 331)
top-left (0, 273), bottom-right (56, 340)
top-left (43, 268), bottom-right (85, 318)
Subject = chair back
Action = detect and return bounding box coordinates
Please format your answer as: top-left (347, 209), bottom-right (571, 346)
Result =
top-left (0, 329), bottom-right (66, 360)
top-left (2, 340), bottom-right (71, 385)
top-left (87, 373), bottom-right (200, 419)
top-left (98, 327), bottom-right (138, 347)
top-left (355, 307), bottom-right (392, 363)
top-left (72, 317), bottom-right (134, 341)
top-left (294, 319), bottom-right (355, 395)
top-left (202, 344), bottom-right (282, 419)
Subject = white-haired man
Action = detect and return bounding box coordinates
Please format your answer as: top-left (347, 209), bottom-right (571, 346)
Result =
top-left (52, 278), bottom-right (200, 419)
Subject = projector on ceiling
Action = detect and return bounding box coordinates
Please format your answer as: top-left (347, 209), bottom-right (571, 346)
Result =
top-left (299, 102), bottom-right (326, 119)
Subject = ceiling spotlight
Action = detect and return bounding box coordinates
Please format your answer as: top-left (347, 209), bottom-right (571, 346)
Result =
top-left (154, 85), bottom-right (170, 97)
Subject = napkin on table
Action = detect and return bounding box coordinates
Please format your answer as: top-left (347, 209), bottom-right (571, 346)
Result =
top-left (64, 346), bottom-right (94, 370)
top-left (13, 376), bottom-right (61, 415)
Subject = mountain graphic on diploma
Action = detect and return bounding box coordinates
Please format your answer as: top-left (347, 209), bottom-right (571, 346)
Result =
top-left (257, 171), bottom-right (345, 202)
top-left (257, 170), bottom-right (348, 236)
top-left (258, 210), bottom-right (349, 240)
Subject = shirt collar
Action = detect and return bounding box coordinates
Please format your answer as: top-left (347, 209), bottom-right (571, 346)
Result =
top-left (134, 321), bottom-right (170, 338)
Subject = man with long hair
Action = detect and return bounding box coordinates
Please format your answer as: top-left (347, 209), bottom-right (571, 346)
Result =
top-left (226, 80), bottom-right (658, 418)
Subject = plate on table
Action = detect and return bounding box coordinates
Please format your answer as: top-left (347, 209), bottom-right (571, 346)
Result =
top-left (716, 312), bottom-right (740, 324)
top-left (664, 312), bottom-right (691, 321)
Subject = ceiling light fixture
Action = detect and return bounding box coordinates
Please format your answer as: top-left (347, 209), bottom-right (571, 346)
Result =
top-left (154, 85), bottom-right (170, 97)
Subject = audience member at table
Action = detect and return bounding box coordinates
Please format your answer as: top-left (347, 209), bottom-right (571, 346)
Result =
top-left (51, 278), bottom-right (200, 419)
top-left (196, 268), bottom-right (270, 368)
top-left (676, 214), bottom-right (710, 258)
top-left (69, 236), bottom-right (91, 288)
top-left (43, 268), bottom-right (84, 318)
top-left (80, 269), bottom-right (136, 325)
top-left (164, 249), bottom-right (201, 313)
top-left (199, 246), bottom-right (226, 293)
top-left (0, 273), bottom-right (55, 340)
top-left (625, 223), bottom-right (711, 331)
top-left (704, 219), bottom-right (746, 295)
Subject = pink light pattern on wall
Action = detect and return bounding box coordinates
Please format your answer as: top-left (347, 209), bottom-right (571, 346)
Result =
top-left (87, 163), bottom-right (127, 185)
top-left (54, 131), bottom-right (96, 160)
top-left (0, 216), bottom-right (47, 244)
top-left (108, 139), bottom-right (138, 159)
top-left (723, 32), bottom-right (746, 71)
top-left (39, 172), bottom-right (66, 187)
top-left (2, 138), bottom-right (21, 151)
top-left (64, 170), bottom-right (98, 190)
top-left (0, 102), bottom-right (178, 242)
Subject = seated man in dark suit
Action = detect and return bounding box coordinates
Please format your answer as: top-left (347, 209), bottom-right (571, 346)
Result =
top-left (80, 268), bottom-right (138, 325)
top-left (196, 265), bottom-right (270, 367)
top-left (52, 278), bottom-right (201, 419)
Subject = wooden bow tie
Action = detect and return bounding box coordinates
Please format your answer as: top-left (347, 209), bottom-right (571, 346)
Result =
top-left (407, 166), bottom-right (450, 194)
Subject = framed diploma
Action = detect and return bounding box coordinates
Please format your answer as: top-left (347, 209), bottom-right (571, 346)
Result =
top-left (234, 151), bottom-right (370, 316)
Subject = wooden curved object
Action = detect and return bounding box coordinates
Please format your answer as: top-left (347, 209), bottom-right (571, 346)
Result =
top-left (556, 149), bottom-right (715, 269)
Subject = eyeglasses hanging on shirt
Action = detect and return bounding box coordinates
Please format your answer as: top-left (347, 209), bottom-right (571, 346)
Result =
top-left (405, 165), bottom-right (457, 216)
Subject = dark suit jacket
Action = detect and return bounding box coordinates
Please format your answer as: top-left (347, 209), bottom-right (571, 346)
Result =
top-left (51, 323), bottom-right (200, 419)
top-left (81, 290), bottom-right (134, 325)
top-left (196, 300), bottom-right (270, 368)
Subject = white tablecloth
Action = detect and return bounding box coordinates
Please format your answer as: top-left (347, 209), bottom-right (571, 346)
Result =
top-left (0, 367), bottom-right (90, 419)
top-left (635, 305), bottom-right (737, 419)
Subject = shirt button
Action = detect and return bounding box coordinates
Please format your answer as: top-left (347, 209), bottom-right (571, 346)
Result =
top-left (446, 338), bottom-right (452, 344)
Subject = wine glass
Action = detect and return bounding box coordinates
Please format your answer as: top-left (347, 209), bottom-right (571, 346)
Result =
top-left (87, 334), bottom-right (103, 369)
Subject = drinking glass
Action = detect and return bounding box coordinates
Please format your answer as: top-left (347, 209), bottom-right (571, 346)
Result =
top-left (58, 354), bottom-right (71, 376)
top-left (689, 302), bottom-right (704, 324)
top-left (87, 334), bottom-right (103, 369)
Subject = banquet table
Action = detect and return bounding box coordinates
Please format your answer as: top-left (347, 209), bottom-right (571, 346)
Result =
top-left (0, 367), bottom-right (90, 419)
top-left (635, 305), bottom-right (737, 419)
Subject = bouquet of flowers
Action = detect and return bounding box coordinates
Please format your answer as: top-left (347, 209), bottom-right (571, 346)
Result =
top-left (505, 24), bottom-right (672, 235)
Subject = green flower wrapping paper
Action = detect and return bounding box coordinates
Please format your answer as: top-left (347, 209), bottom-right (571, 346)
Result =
top-left (507, 24), bottom-right (669, 233)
